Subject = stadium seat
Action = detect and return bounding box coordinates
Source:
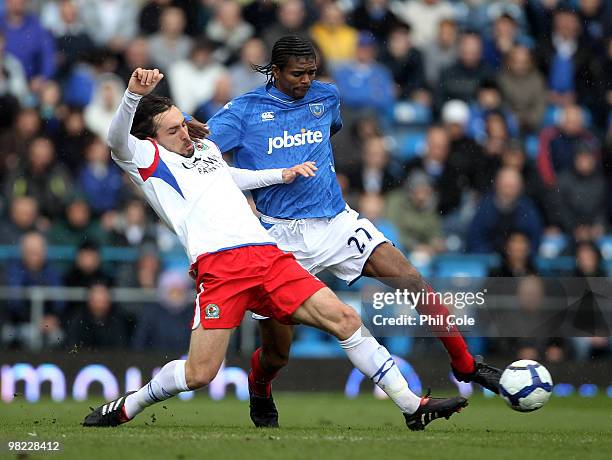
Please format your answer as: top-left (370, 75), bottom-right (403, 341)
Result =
top-left (393, 131), bottom-right (427, 161)
top-left (596, 235), bottom-right (612, 260)
top-left (393, 102), bottom-right (432, 126)
top-left (291, 327), bottom-right (344, 358)
top-left (539, 234), bottom-right (569, 258)
top-left (524, 135), bottom-right (539, 159)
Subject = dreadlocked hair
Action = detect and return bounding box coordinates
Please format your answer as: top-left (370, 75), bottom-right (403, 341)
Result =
top-left (131, 94), bottom-right (173, 139)
top-left (252, 35), bottom-right (316, 82)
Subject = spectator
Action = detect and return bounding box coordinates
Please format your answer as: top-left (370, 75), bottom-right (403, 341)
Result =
top-left (168, 39), bottom-right (226, 114)
top-left (63, 241), bottom-right (112, 289)
top-left (0, 30), bottom-right (30, 105)
top-left (555, 143), bottom-right (606, 241)
top-left (499, 140), bottom-right (555, 229)
top-left (467, 79), bottom-right (518, 145)
top-left (0, 0), bottom-right (56, 92)
top-left (132, 270), bottom-right (193, 352)
top-left (350, 0), bottom-right (402, 44)
top-left (574, 240), bottom-right (606, 277)
top-left (79, 0), bottom-right (138, 52)
top-left (441, 99), bottom-right (486, 196)
top-left (333, 32), bottom-right (395, 116)
top-left (50, 0), bottom-right (95, 81)
top-left (357, 192), bottom-right (402, 249)
top-left (54, 107), bottom-right (95, 173)
top-left (421, 18), bottom-right (458, 87)
top-left (310, 1), bottom-right (358, 64)
top-left (262, 0), bottom-right (307, 51)
top-left (386, 171), bottom-right (444, 254)
top-left (497, 45), bottom-right (547, 133)
top-left (535, 7), bottom-right (604, 124)
top-left (77, 137), bottom-right (124, 215)
top-left (390, 0), bottom-right (455, 48)
top-left (536, 104), bottom-right (599, 187)
top-left (5, 232), bottom-right (64, 343)
top-left (404, 124), bottom-right (462, 216)
top-left (0, 196), bottom-right (42, 245)
top-left (571, 242), bottom-right (610, 360)
top-left (138, 0), bottom-right (173, 36)
top-left (3, 136), bottom-right (72, 219)
top-left (0, 107), bottom-right (41, 177)
top-left (149, 6), bottom-right (193, 72)
top-left (379, 24), bottom-right (425, 99)
top-left (489, 231), bottom-right (537, 277)
top-left (482, 11), bottom-right (522, 70)
top-left (345, 136), bottom-right (401, 194)
top-left (116, 246), bottom-right (161, 289)
top-left (195, 72), bottom-right (233, 122)
top-left (494, 275), bottom-right (566, 362)
top-left (205, 0), bottom-right (254, 64)
top-left (110, 199), bottom-right (157, 247)
top-left (65, 282), bottom-right (132, 350)
top-left (438, 31), bottom-right (494, 105)
top-left (84, 73), bottom-right (126, 141)
top-left (467, 167), bottom-right (542, 255)
top-left (577, 0), bottom-right (612, 56)
top-left (228, 37), bottom-right (268, 98)
top-left (332, 115), bottom-right (383, 171)
top-left (48, 197), bottom-right (108, 246)
top-left (117, 36), bottom-right (171, 97)
top-left (242, 0), bottom-right (279, 34)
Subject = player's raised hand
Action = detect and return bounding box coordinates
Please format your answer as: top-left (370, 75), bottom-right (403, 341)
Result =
top-left (282, 162), bottom-right (317, 183)
top-left (186, 118), bottom-right (210, 140)
top-left (128, 68), bottom-right (164, 96)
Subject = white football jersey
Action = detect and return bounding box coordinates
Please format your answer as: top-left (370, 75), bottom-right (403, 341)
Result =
top-left (109, 90), bottom-right (284, 264)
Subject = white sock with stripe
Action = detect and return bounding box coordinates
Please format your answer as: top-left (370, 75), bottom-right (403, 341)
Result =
top-left (123, 360), bottom-right (190, 419)
top-left (339, 328), bottom-right (421, 414)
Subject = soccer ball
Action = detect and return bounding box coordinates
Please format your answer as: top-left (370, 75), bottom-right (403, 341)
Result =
top-left (499, 360), bottom-right (553, 412)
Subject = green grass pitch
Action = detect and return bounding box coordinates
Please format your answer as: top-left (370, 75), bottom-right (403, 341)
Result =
top-left (1, 393), bottom-right (611, 460)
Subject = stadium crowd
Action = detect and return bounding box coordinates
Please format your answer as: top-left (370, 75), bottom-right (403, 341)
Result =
top-left (0, 0), bottom-right (610, 360)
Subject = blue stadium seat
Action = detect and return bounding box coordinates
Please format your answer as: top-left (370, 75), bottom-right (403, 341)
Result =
top-left (596, 235), bottom-right (612, 260)
top-left (291, 327), bottom-right (344, 358)
top-left (394, 131), bottom-right (426, 161)
top-left (393, 102), bottom-right (432, 126)
top-left (539, 234), bottom-right (569, 258)
top-left (435, 259), bottom-right (488, 278)
top-left (525, 135), bottom-right (539, 159)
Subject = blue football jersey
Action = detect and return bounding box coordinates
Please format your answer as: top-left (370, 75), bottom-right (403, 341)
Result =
top-left (207, 80), bottom-right (346, 219)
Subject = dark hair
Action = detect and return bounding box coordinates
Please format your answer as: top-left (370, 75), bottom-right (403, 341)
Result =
top-left (131, 94), bottom-right (173, 139)
top-left (252, 35), bottom-right (316, 82)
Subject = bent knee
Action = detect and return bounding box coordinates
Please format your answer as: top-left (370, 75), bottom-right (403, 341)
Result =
top-left (262, 345), bottom-right (291, 370)
top-left (333, 305), bottom-right (362, 340)
top-left (185, 363), bottom-right (217, 389)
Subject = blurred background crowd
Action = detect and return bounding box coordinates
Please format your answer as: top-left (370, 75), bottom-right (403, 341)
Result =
top-left (0, 0), bottom-right (610, 362)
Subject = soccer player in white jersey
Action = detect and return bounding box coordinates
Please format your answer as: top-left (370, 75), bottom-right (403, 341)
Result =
top-left (82, 68), bottom-right (468, 431)
top-left (197, 36), bottom-right (502, 428)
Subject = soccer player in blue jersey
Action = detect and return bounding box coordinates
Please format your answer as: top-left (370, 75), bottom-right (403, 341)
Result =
top-left (196, 36), bottom-right (501, 428)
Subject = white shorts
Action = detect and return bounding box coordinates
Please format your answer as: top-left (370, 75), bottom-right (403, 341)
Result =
top-left (252, 206), bottom-right (390, 320)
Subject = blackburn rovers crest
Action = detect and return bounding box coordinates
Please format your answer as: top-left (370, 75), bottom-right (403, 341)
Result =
top-left (205, 303), bottom-right (220, 319)
top-left (309, 103), bottom-right (325, 118)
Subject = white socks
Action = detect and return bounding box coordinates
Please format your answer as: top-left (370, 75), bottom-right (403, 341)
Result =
top-left (124, 360), bottom-right (190, 419)
top-left (339, 328), bottom-right (421, 414)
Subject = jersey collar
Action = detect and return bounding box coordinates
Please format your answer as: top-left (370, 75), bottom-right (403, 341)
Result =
top-left (266, 82), bottom-right (298, 104)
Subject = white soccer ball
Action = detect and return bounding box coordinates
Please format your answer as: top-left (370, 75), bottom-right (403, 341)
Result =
top-left (499, 360), bottom-right (553, 412)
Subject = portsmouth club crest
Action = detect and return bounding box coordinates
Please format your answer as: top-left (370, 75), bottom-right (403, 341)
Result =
top-left (205, 303), bottom-right (220, 319)
top-left (309, 103), bottom-right (325, 118)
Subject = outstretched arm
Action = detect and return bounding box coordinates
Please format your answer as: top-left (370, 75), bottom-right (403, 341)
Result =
top-left (107, 68), bottom-right (164, 162)
top-left (229, 162), bottom-right (318, 190)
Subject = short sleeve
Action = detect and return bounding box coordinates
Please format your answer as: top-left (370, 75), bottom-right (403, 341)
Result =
top-left (206, 101), bottom-right (245, 154)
